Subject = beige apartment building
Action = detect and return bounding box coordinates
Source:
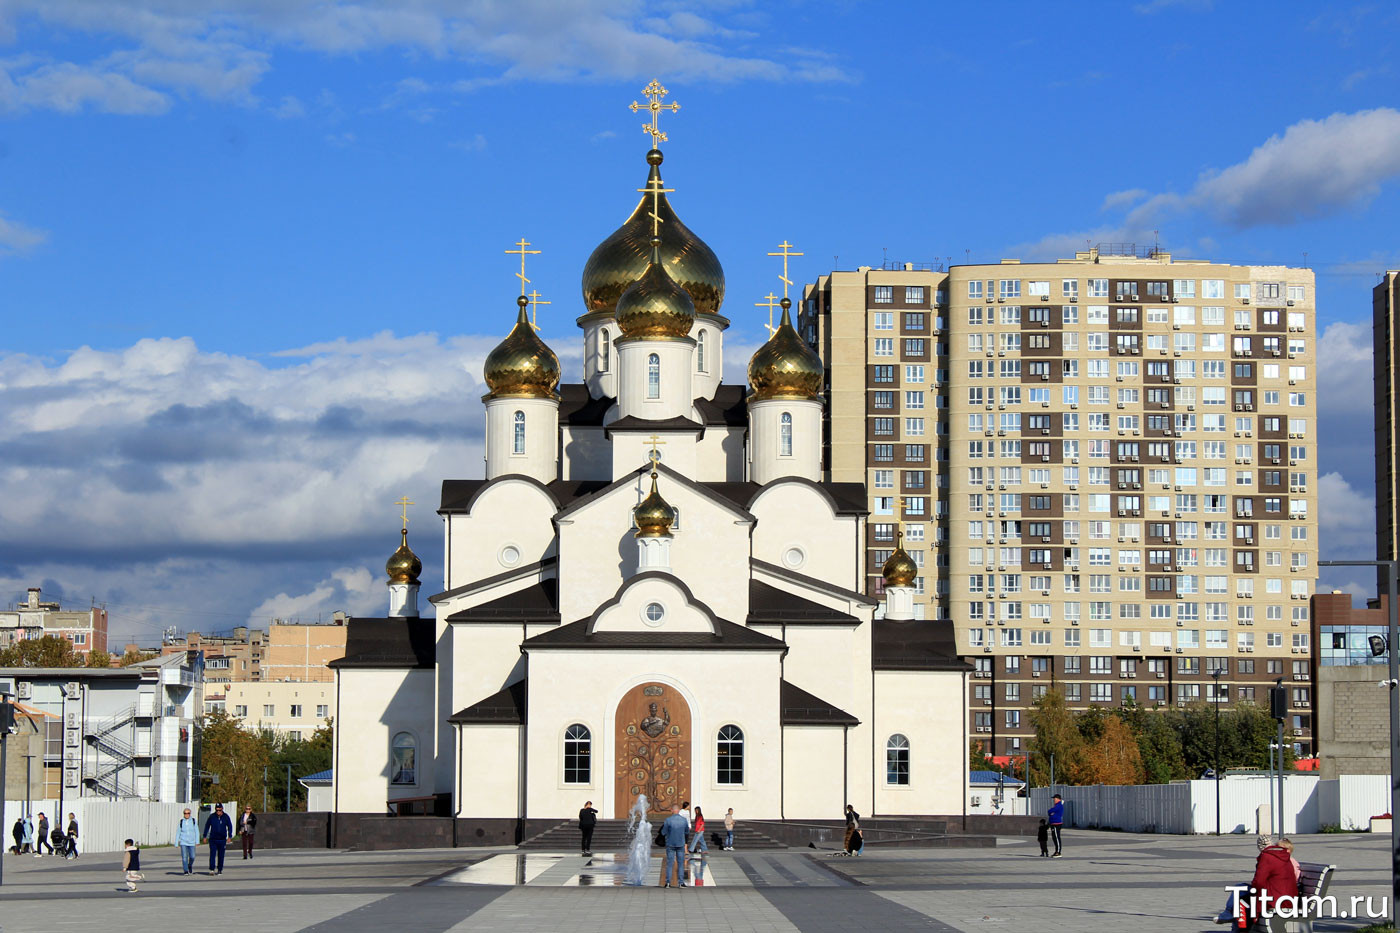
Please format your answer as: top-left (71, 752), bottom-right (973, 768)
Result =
top-left (0, 587), bottom-right (109, 655)
top-left (211, 681), bottom-right (335, 740)
top-left (264, 620), bottom-right (346, 683)
top-left (804, 246), bottom-right (1319, 755)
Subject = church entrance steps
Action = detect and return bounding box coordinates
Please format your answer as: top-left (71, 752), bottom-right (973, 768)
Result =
top-left (517, 818), bottom-right (787, 851)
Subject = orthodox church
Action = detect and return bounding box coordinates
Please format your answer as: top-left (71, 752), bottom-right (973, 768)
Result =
top-left (331, 85), bottom-right (968, 826)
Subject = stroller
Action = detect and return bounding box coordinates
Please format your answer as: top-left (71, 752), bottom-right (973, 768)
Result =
top-left (50, 829), bottom-right (74, 859)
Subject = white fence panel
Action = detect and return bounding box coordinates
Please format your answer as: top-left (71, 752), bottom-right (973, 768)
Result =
top-left (1337, 774), bottom-right (1390, 830)
top-left (3, 799), bottom-right (234, 854)
top-left (1032, 776), bottom-right (1327, 835)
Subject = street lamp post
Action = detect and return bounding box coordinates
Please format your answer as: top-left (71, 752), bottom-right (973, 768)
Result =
top-left (1212, 668), bottom-right (1224, 835)
top-left (1319, 559), bottom-right (1399, 925)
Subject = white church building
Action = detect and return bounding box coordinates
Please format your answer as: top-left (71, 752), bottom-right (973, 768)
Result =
top-left (330, 104), bottom-right (969, 831)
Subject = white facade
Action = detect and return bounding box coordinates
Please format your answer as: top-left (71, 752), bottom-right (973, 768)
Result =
top-left (749, 398), bottom-right (822, 485)
top-left (485, 396), bottom-right (560, 483)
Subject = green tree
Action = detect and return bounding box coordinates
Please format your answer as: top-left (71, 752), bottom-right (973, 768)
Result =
top-left (0, 634), bottom-right (82, 667)
top-left (1120, 704), bottom-right (1188, 784)
top-left (970, 738), bottom-right (1004, 774)
top-left (85, 649), bottom-right (112, 668)
top-left (116, 648), bottom-right (157, 667)
top-left (263, 722), bottom-right (334, 812)
top-left (199, 709), bottom-right (271, 808)
top-left (1029, 690), bottom-right (1091, 785)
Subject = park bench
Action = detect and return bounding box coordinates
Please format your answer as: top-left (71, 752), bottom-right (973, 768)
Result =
top-left (1263, 860), bottom-right (1335, 933)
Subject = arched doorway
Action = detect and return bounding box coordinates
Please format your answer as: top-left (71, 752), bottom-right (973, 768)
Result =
top-left (614, 681), bottom-right (691, 818)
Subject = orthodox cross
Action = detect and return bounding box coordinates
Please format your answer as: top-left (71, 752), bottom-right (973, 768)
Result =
top-left (646, 434), bottom-right (667, 471)
top-left (755, 292), bottom-right (781, 340)
top-left (504, 238), bottom-right (540, 296)
top-left (526, 289), bottom-right (550, 332)
top-left (637, 175), bottom-right (675, 245)
top-left (767, 240), bottom-right (804, 300)
top-left (395, 495), bottom-right (414, 530)
top-left (630, 80), bottom-right (680, 148)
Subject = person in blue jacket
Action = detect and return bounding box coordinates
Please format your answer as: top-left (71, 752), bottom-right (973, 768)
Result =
top-left (202, 804), bottom-right (234, 875)
top-left (1047, 794), bottom-right (1065, 858)
top-left (175, 807), bottom-right (200, 875)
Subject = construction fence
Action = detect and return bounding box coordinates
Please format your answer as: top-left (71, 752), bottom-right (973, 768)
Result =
top-left (3, 798), bottom-right (236, 854)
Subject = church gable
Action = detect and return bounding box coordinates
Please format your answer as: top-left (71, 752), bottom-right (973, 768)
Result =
top-left (588, 573), bottom-right (716, 635)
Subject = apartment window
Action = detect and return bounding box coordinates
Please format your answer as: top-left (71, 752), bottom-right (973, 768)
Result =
top-left (873, 311), bottom-right (894, 330)
top-left (290, 704), bottom-right (303, 718)
top-left (233, 705), bottom-right (247, 717)
top-left (874, 286), bottom-right (894, 304)
top-left (874, 338), bottom-right (894, 356)
top-left (904, 339), bottom-right (926, 356)
top-left (904, 312), bottom-right (926, 331)
top-left (315, 705), bottom-right (328, 718)
top-left (873, 418), bottom-right (894, 436)
top-left (263, 705), bottom-right (275, 717)
top-left (873, 365), bottom-right (894, 383)
top-left (905, 286), bottom-right (924, 303)
top-left (905, 444), bottom-right (926, 461)
top-left (874, 444), bottom-right (893, 462)
top-left (969, 281), bottom-right (984, 299)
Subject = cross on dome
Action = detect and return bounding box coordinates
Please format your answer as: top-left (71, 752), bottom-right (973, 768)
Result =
top-left (504, 238), bottom-right (540, 296)
top-left (767, 240), bottom-right (804, 300)
top-left (526, 289), bottom-right (550, 331)
top-left (637, 174), bottom-right (676, 253)
top-left (396, 495), bottom-right (415, 530)
top-left (629, 80), bottom-right (680, 148)
top-left (755, 292), bottom-right (781, 341)
top-left (646, 434), bottom-right (667, 471)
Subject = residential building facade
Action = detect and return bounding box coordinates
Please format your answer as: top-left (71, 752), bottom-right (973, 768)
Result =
top-left (212, 681), bottom-right (335, 740)
top-left (0, 587), bottom-right (108, 655)
top-left (264, 620), bottom-right (347, 683)
top-left (1374, 271), bottom-right (1400, 568)
top-left (805, 247), bottom-right (1319, 754)
top-left (162, 627), bottom-right (265, 684)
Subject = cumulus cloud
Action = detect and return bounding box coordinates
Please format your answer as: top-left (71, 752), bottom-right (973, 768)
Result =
top-left (1318, 471), bottom-right (1376, 558)
top-left (0, 1), bottom-right (852, 116)
top-left (0, 329), bottom-right (583, 642)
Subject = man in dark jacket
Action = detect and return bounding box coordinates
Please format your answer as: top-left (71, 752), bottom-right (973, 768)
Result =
top-left (239, 806), bottom-right (257, 859)
top-left (203, 804), bottom-right (234, 874)
top-left (34, 813), bottom-right (51, 856)
top-left (578, 801), bottom-right (598, 855)
top-left (1047, 795), bottom-right (1065, 857)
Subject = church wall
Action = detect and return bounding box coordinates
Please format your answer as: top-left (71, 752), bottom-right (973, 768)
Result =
top-left (749, 398), bottom-right (822, 485)
top-left (484, 397), bottom-right (559, 483)
top-left (524, 650), bottom-right (782, 819)
top-left (871, 670), bottom-right (968, 817)
top-left (615, 337), bottom-right (695, 422)
top-left (581, 319), bottom-right (619, 399)
top-left (334, 668), bottom-right (436, 813)
top-left (696, 425), bottom-right (746, 482)
top-left (749, 484), bottom-right (863, 593)
top-left (781, 726), bottom-right (848, 819)
top-left (611, 433), bottom-right (699, 480)
top-left (561, 426), bottom-right (610, 481)
top-left (690, 316), bottom-right (724, 401)
top-left (448, 624), bottom-right (529, 730)
top-left (557, 480), bottom-right (751, 624)
top-left (456, 723), bottom-right (522, 819)
top-left (446, 482), bottom-right (558, 590)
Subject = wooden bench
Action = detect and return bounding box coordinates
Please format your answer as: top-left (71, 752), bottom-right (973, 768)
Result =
top-left (1262, 860), bottom-right (1335, 933)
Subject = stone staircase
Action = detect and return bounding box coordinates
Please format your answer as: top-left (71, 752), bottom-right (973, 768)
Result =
top-left (519, 819), bottom-right (787, 851)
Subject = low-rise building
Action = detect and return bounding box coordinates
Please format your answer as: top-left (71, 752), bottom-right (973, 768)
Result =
top-left (1311, 591), bottom-right (1391, 778)
top-left (215, 681), bottom-right (334, 741)
top-left (0, 652), bottom-right (203, 802)
top-left (0, 587), bottom-right (108, 655)
top-left (264, 620), bottom-right (347, 683)
top-left (162, 627), bottom-right (265, 683)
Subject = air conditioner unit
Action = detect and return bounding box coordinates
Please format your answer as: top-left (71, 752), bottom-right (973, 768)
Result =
top-left (65, 681), bottom-right (80, 698)
top-left (17, 683), bottom-right (31, 699)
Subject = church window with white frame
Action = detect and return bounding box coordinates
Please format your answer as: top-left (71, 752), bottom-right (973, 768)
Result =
top-left (563, 724), bottom-right (591, 784)
top-left (780, 412), bottom-right (793, 457)
top-left (647, 353), bottom-right (660, 398)
top-left (513, 411), bottom-right (525, 454)
top-left (717, 725), bottom-right (744, 784)
top-left (391, 732), bottom-right (416, 785)
top-left (886, 733), bottom-right (910, 785)
top-left (600, 329), bottom-right (611, 372)
top-left (697, 330), bottom-right (708, 372)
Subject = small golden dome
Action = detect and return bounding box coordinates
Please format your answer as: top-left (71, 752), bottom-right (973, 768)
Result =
top-left (386, 528), bottom-right (422, 585)
top-left (483, 296), bottom-right (561, 400)
top-left (633, 470), bottom-right (676, 538)
top-left (615, 255), bottom-right (696, 339)
top-left (747, 298), bottom-right (824, 401)
top-left (580, 149), bottom-right (725, 319)
top-left (882, 531), bottom-right (917, 588)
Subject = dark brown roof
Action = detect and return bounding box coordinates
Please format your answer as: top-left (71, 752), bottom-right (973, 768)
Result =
top-left (781, 680), bottom-right (859, 726)
top-left (444, 579), bottom-right (559, 624)
top-left (557, 383), bottom-right (748, 428)
top-left (870, 620), bottom-right (972, 672)
top-left (752, 559), bottom-right (879, 607)
top-left (553, 464), bottom-right (757, 524)
top-left (449, 680), bottom-right (526, 724)
top-left (330, 618), bottom-right (435, 670)
top-left (559, 384), bottom-right (612, 426)
top-left (428, 557), bottom-right (557, 604)
top-left (694, 384), bottom-right (748, 426)
top-left (605, 415), bottom-right (704, 436)
top-left (747, 580), bottom-right (861, 625)
top-left (522, 616), bottom-right (786, 651)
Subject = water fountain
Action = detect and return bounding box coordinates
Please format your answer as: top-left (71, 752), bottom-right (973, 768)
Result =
top-left (623, 793), bottom-right (653, 885)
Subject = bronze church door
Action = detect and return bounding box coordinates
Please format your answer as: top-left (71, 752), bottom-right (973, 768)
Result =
top-left (614, 682), bottom-right (691, 818)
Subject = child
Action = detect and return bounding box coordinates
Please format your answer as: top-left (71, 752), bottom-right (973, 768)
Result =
top-left (1037, 819), bottom-right (1050, 857)
top-left (122, 838), bottom-right (143, 893)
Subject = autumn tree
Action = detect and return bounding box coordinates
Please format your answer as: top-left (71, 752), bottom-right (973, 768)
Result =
top-left (1028, 690), bottom-right (1091, 785)
top-left (0, 634), bottom-right (82, 667)
top-left (1084, 715), bottom-right (1145, 784)
top-left (116, 648), bottom-right (157, 667)
top-left (970, 739), bottom-right (1004, 774)
top-left (85, 650), bottom-right (112, 668)
top-left (199, 709), bottom-right (270, 809)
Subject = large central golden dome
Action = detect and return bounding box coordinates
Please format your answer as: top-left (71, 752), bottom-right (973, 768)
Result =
top-left (615, 251), bottom-right (697, 339)
top-left (580, 149), bottom-right (725, 319)
top-left (483, 296), bottom-right (561, 400)
top-left (747, 298), bottom-right (824, 401)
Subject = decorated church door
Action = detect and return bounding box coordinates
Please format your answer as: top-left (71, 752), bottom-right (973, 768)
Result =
top-left (614, 682), bottom-right (691, 818)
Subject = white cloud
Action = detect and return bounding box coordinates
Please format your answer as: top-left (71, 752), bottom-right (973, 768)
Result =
top-left (0, 211), bottom-right (48, 254)
top-left (273, 94), bottom-right (305, 119)
top-left (244, 566), bottom-right (380, 626)
top-left (0, 61), bottom-right (170, 114)
top-left (1100, 188), bottom-right (1147, 212)
top-left (1319, 471), bottom-right (1376, 558)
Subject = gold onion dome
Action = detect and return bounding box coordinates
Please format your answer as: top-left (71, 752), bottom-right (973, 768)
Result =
top-left (614, 246), bottom-right (697, 339)
top-left (483, 295), bottom-right (561, 400)
top-left (747, 298), bottom-right (824, 401)
top-left (580, 149), bottom-right (725, 319)
top-left (882, 532), bottom-right (917, 588)
top-left (633, 470), bottom-right (677, 538)
top-left (386, 528), bottom-right (422, 585)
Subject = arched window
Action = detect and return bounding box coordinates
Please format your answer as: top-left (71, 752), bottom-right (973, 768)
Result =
top-left (697, 330), bottom-right (708, 372)
top-left (647, 353), bottom-right (661, 399)
top-left (600, 329), bottom-right (611, 373)
top-left (717, 725), bottom-right (744, 785)
top-left (563, 724), bottom-right (591, 784)
top-left (780, 412), bottom-right (793, 457)
top-left (886, 733), bottom-right (910, 785)
top-left (513, 410), bottom-right (526, 454)
top-left (391, 732), bottom-right (416, 785)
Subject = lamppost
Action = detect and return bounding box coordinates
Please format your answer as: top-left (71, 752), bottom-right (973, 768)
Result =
top-left (1211, 667), bottom-right (1225, 835)
top-left (1319, 558), bottom-right (1399, 925)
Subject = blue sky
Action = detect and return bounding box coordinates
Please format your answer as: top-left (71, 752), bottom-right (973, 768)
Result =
top-left (1, 1), bottom-right (1398, 642)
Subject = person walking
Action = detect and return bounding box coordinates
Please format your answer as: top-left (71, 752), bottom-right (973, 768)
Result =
top-left (660, 804), bottom-right (688, 888)
top-left (34, 812), bottom-right (51, 856)
top-left (121, 838), bottom-right (143, 893)
top-left (578, 800), bottom-right (598, 855)
top-left (689, 805), bottom-right (709, 857)
top-left (239, 806), bottom-right (257, 859)
top-left (842, 804), bottom-right (859, 854)
top-left (176, 808), bottom-right (199, 875)
top-left (1047, 794), bottom-right (1065, 858)
top-left (65, 812), bottom-right (79, 859)
top-left (21, 814), bottom-right (34, 854)
top-left (202, 803), bottom-right (233, 875)
top-left (11, 817), bottom-right (23, 854)
top-left (723, 808), bottom-right (735, 851)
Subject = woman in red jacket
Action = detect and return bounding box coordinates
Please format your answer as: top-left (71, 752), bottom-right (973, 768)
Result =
top-left (1242, 840), bottom-right (1300, 929)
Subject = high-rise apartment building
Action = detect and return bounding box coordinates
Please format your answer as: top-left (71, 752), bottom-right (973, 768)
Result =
top-left (1373, 271), bottom-right (1400, 567)
top-left (805, 247), bottom-right (1319, 755)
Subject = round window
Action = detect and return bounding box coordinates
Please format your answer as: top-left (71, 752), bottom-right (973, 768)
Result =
top-left (783, 547), bottom-right (806, 569)
top-left (643, 602), bottom-right (666, 626)
top-left (499, 545), bottom-right (521, 567)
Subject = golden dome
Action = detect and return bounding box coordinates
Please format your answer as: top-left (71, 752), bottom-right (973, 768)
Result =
top-left (633, 470), bottom-right (676, 538)
top-left (386, 528), bottom-right (422, 585)
top-left (747, 298), bottom-right (824, 401)
top-left (580, 149), bottom-right (725, 319)
top-left (483, 296), bottom-right (561, 400)
top-left (615, 253), bottom-right (696, 339)
top-left (882, 531), bottom-right (917, 588)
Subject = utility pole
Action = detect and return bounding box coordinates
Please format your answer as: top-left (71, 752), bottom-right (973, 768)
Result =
top-left (263, 765), bottom-right (268, 812)
top-left (285, 763), bottom-right (292, 812)
top-left (23, 752), bottom-right (35, 817)
top-left (1212, 667), bottom-right (1224, 835)
top-left (1, 694), bottom-right (14, 889)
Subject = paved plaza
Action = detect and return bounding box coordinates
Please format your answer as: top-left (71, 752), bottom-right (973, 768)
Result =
top-left (0, 831), bottom-right (1392, 932)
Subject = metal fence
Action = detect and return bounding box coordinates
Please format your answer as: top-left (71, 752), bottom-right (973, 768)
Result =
top-left (3, 798), bottom-right (236, 854)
